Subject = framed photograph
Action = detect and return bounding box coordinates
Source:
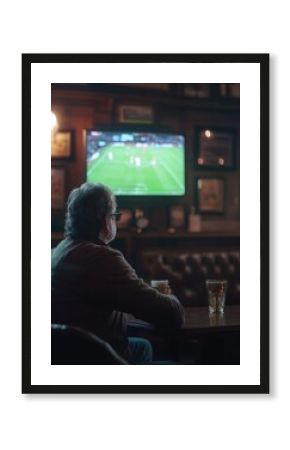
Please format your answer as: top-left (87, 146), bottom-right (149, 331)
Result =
top-left (168, 205), bottom-right (186, 229)
top-left (195, 127), bottom-right (236, 169)
top-left (184, 83), bottom-right (210, 98)
top-left (196, 177), bottom-right (225, 213)
top-left (23, 53), bottom-right (269, 394)
top-left (51, 167), bottom-right (66, 209)
top-left (117, 104), bottom-right (154, 123)
top-left (51, 130), bottom-right (74, 159)
top-left (219, 83), bottom-right (240, 98)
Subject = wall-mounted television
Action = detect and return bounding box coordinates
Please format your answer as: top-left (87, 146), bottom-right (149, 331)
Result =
top-left (85, 130), bottom-right (186, 200)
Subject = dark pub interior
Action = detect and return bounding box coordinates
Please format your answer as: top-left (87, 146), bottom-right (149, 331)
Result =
top-left (51, 82), bottom-right (240, 365)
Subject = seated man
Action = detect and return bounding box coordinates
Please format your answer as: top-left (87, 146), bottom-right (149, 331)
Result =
top-left (51, 182), bottom-right (185, 364)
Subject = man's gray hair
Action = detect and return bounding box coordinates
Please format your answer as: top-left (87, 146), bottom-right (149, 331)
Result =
top-left (64, 183), bottom-right (114, 240)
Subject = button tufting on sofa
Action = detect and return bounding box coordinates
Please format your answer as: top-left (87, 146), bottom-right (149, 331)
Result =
top-left (140, 250), bottom-right (240, 307)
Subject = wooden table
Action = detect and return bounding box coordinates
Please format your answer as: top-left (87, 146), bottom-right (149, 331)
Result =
top-left (128, 306), bottom-right (239, 335)
top-left (182, 305), bottom-right (239, 335)
top-left (127, 306), bottom-right (240, 364)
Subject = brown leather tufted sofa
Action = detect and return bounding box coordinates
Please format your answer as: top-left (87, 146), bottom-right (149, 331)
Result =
top-left (139, 250), bottom-right (240, 307)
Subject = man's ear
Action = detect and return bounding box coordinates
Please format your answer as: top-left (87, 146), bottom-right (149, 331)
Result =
top-left (100, 216), bottom-right (109, 234)
top-left (99, 215), bottom-right (111, 242)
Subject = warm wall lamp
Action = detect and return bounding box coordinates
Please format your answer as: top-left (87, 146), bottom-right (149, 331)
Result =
top-left (51, 111), bottom-right (58, 134)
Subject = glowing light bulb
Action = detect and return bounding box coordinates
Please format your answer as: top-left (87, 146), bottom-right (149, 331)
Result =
top-left (204, 129), bottom-right (211, 138)
top-left (51, 111), bottom-right (58, 132)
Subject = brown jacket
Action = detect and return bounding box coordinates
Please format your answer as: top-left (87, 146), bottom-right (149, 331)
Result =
top-left (51, 238), bottom-right (185, 356)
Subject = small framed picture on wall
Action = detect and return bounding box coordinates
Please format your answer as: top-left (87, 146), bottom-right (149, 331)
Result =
top-left (196, 177), bottom-right (225, 214)
top-left (195, 127), bottom-right (236, 169)
top-left (51, 130), bottom-right (74, 160)
top-left (117, 104), bottom-right (154, 123)
top-left (51, 167), bottom-right (66, 209)
top-left (184, 83), bottom-right (210, 98)
top-left (168, 205), bottom-right (186, 229)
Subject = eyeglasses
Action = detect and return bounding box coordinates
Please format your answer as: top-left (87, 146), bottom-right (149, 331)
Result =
top-left (110, 211), bottom-right (122, 222)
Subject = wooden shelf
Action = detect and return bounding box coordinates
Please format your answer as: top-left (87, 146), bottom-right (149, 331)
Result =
top-left (52, 83), bottom-right (240, 113)
top-left (117, 230), bottom-right (239, 239)
top-left (52, 230), bottom-right (239, 267)
top-left (52, 230), bottom-right (239, 242)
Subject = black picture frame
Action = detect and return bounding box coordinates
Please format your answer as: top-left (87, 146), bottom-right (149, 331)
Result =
top-left (196, 177), bottom-right (225, 214)
top-left (194, 127), bottom-right (236, 170)
top-left (22, 53), bottom-right (269, 394)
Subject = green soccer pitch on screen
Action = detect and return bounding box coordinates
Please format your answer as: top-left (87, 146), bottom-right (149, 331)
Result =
top-left (86, 131), bottom-right (186, 196)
